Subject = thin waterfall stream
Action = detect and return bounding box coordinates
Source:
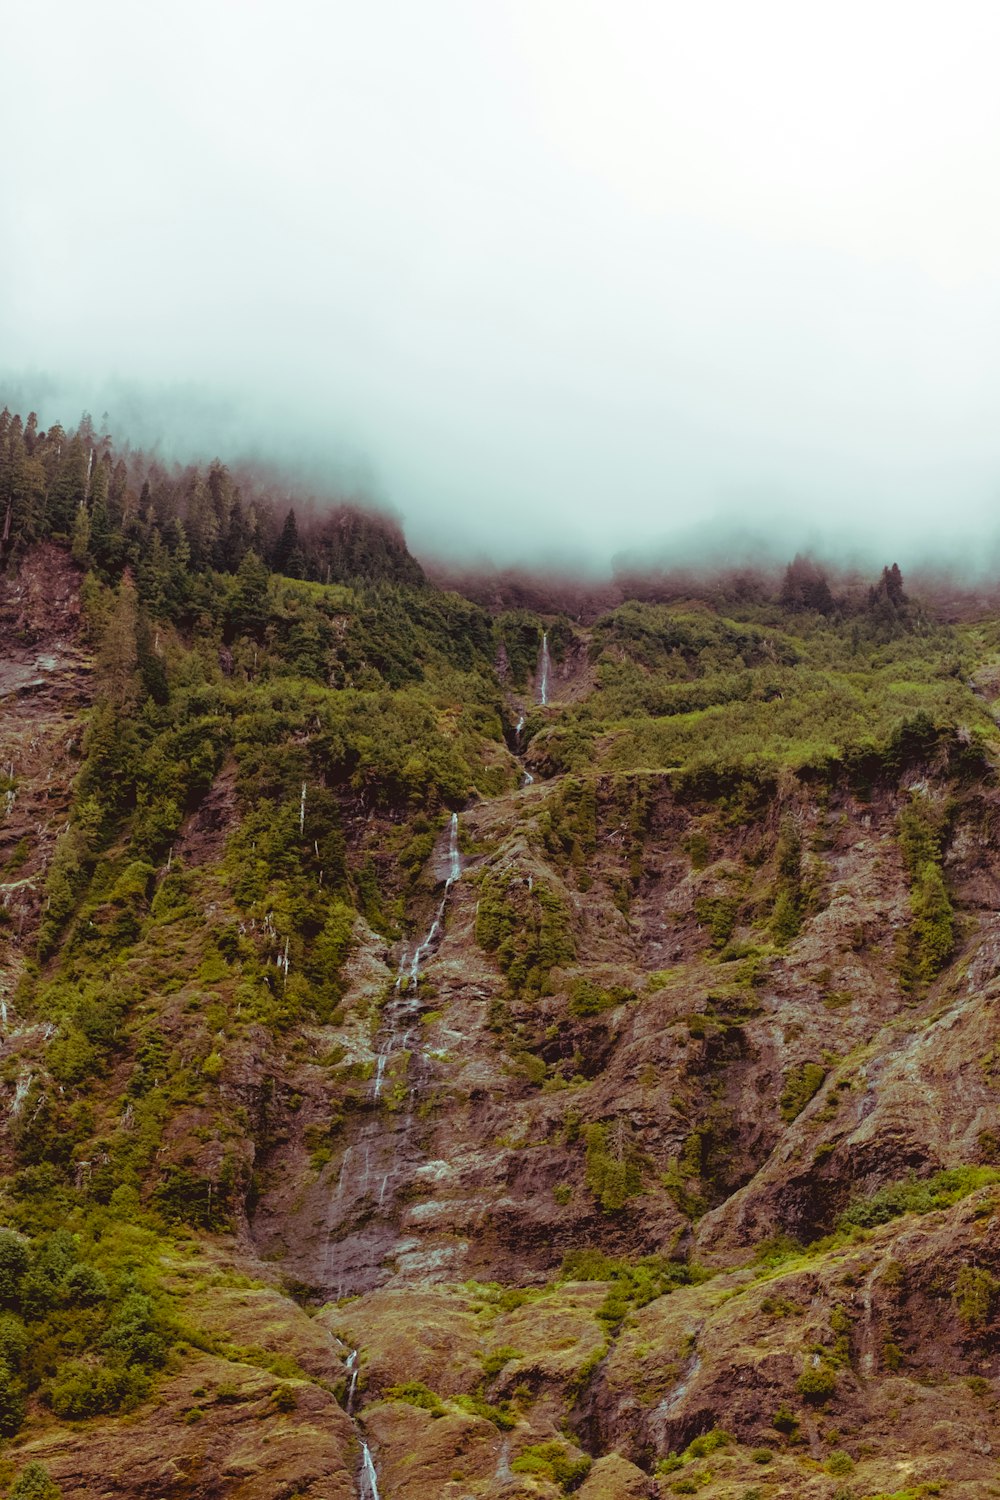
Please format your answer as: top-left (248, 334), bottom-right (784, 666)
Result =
top-left (339, 1345), bottom-right (381, 1500)
top-left (322, 813), bottom-right (464, 1303)
top-left (514, 713), bottom-right (534, 784)
top-left (326, 819), bottom-right (464, 1495)
top-left (359, 1443), bottom-right (381, 1500)
top-left (538, 631), bottom-right (551, 705)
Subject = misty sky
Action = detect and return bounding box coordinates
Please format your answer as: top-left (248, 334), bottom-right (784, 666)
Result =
top-left (5, 1), bottom-right (1000, 570)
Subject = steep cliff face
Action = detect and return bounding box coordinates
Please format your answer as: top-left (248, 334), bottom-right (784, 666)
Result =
top-left (1, 545), bottom-right (998, 1499)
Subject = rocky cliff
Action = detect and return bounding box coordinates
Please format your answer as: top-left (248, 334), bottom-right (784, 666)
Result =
top-left (0, 543), bottom-right (997, 1500)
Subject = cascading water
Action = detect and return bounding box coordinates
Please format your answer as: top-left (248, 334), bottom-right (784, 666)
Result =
top-left (339, 1345), bottom-right (381, 1499)
top-left (9, 1073), bottom-right (32, 1117)
top-left (538, 631), bottom-right (551, 706)
top-left (447, 811), bottom-right (461, 882)
top-left (345, 1348), bottom-right (359, 1413)
top-left (323, 813), bottom-right (465, 1299)
top-left (359, 1443), bottom-right (381, 1500)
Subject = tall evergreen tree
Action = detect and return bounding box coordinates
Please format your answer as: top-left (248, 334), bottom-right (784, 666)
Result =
top-left (273, 507), bottom-right (304, 577)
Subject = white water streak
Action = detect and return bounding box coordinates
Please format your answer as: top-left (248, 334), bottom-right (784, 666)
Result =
top-left (539, 632), bottom-right (550, 706)
top-left (359, 1443), bottom-right (381, 1500)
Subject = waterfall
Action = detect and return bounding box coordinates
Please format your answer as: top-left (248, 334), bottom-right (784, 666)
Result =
top-left (407, 899), bottom-right (446, 985)
top-left (359, 1443), bottom-right (381, 1500)
top-left (345, 1348), bottom-right (359, 1413)
top-left (9, 1073), bottom-right (31, 1117)
top-left (447, 811), bottom-right (461, 883)
top-left (539, 632), bottom-right (551, 706)
top-left (372, 813), bottom-right (463, 1101)
top-left (522, 771), bottom-right (534, 786)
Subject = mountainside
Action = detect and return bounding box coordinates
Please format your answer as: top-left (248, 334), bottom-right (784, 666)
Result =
top-left (0, 445), bottom-right (999, 1499)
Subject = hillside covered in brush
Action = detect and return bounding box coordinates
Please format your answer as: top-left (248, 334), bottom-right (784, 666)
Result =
top-left (0, 411), bottom-right (999, 1500)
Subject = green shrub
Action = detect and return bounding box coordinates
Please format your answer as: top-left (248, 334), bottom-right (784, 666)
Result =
top-left (0, 1359), bottom-right (26, 1435)
top-left (8, 1465), bottom-right (62, 1500)
top-left (584, 1123), bottom-right (643, 1212)
top-left (481, 1346), bottom-right (522, 1378)
top-left (452, 1391), bottom-right (516, 1428)
top-left (510, 1441), bottom-right (591, 1491)
top-left (693, 892), bottom-right (741, 948)
top-left (779, 1062), bottom-right (826, 1121)
top-left (953, 1265), bottom-right (998, 1330)
top-left (0, 1233), bottom-right (28, 1307)
top-left (476, 875), bottom-right (575, 999)
top-left (838, 1165), bottom-right (1000, 1230)
top-left (796, 1364), bottom-right (837, 1402)
top-left (684, 1428), bottom-right (730, 1458)
top-left (772, 1402), bottom-right (799, 1434)
top-left (827, 1450), bottom-right (854, 1475)
top-left (566, 978), bottom-right (635, 1017)
top-left (46, 1358), bottom-right (148, 1418)
top-left (904, 862), bottom-right (954, 985)
top-left (383, 1380), bottom-right (446, 1415)
top-left (0, 1314), bottom-right (28, 1371)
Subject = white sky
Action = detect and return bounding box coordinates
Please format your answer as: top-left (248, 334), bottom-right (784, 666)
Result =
top-left (4, 0), bottom-right (1000, 569)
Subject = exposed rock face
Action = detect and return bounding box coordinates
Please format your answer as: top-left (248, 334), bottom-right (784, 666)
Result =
top-left (0, 544), bottom-right (91, 1005)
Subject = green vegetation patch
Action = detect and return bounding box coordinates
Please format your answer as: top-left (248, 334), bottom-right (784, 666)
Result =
top-left (837, 1165), bottom-right (1000, 1230)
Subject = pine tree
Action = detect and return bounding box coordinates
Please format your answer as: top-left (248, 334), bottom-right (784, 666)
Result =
top-left (184, 475), bottom-right (219, 570)
top-left (229, 549), bottom-right (270, 639)
top-left (98, 573), bottom-right (140, 710)
top-left (47, 434), bottom-right (88, 534)
top-left (273, 508), bottom-right (304, 577)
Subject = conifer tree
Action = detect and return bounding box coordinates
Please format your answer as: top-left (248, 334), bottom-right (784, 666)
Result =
top-left (273, 507), bottom-right (304, 577)
top-left (98, 573), bottom-right (140, 711)
top-left (229, 549), bottom-right (270, 639)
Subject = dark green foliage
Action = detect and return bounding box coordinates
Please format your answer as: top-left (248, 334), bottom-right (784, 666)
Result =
top-left (46, 1357), bottom-right (149, 1419)
top-left (0, 1219), bottom-right (176, 1439)
top-left (566, 979), bottom-right (635, 1017)
top-left (694, 891), bottom-right (741, 949)
top-left (7, 1463), bottom-right (62, 1499)
top-left (771, 1403), bottom-right (800, 1435)
top-left (0, 1360), bottom-right (26, 1434)
top-left (475, 874), bottom-right (575, 998)
top-left (510, 1441), bottom-right (591, 1491)
top-left (904, 863), bottom-right (954, 986)
top-left (779, 1062), bottom-right (826, 1122)
top-left (584, 1123), bottom-right (644, 1213)
top-left (897, 793), bottom-right (949, 877)
top-left (539, 778), bottom-right (598, 889)
top-left (228, 549), bottom-right (270, 638)
top-left (894, 792), bottom-right (955, 988)
top-left (837, 1166), bottom-right (1000, 1230)
top-left (0, 1234), bottom-right (28, 1307)
top-left (780, 555), bottom-right (835, 614)
top-left (771, 816), bottom-right (804, 943)
top-left (383, 1380), bottom-right (447, 1414)
top-left (796, 1364), bottom-right (837, 1401)
top-left (152, 1164), bottom-right (237, 1230)
top-left (0, 408), bottom-right (424, 599)
top-left (101, 1289), bottom-right (168, 1368)
top-left (953, 1266), bottom-right (998, 1330)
